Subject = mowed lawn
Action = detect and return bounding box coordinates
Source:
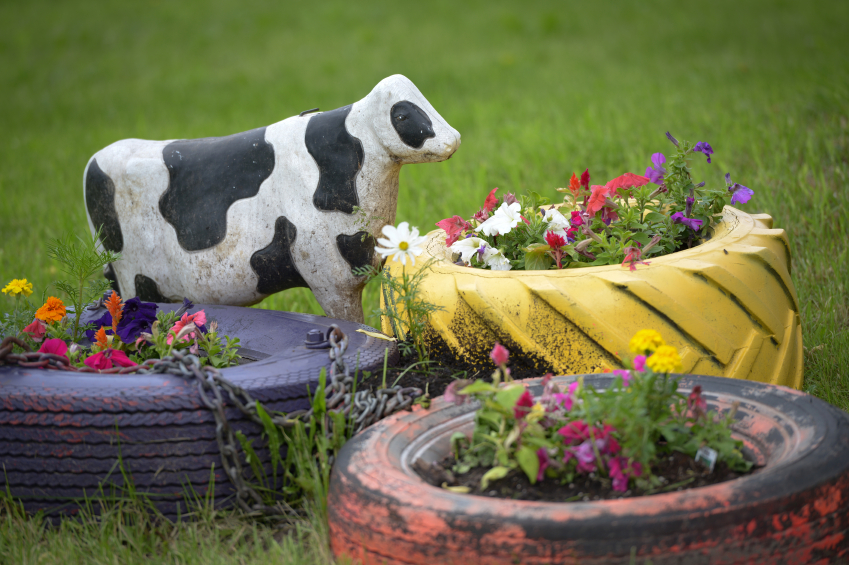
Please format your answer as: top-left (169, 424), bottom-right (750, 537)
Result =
top-left (1, 1), bottom-right (847, 408)
top-left (0, 1), bottom-right (848, 563)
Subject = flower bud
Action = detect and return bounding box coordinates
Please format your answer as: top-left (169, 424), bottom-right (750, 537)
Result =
top-left (581, 226), bottom-right (604, 243)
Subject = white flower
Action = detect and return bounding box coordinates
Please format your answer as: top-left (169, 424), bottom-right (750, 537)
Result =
top-left (483, 247), bottom-right (512, 271)
top-left (543, 208), bottom-right (571, 231)
top-left (374, 222), bottom-right (427, 266)
top-left (475, 202), bottom-right (522, 236)
top-left (450, 237), bottom-right (489, 263)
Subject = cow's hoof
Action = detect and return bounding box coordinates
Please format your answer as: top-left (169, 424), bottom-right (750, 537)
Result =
top-left (383, 206), bottom-right (802, 388)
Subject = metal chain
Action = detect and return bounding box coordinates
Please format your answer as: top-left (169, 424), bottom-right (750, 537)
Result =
top-left (0, 325), bottom-right (423, 516)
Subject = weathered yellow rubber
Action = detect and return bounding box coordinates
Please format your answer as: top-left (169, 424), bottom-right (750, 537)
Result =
top-left (382, 207), bottom-right (803, 388)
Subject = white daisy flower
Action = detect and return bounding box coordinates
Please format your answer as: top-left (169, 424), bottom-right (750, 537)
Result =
top-left (483, 247), bottom-right (512, 271)
top-left (475, 202), bottom-right (522, 236)
top-left (374, 221), bottom-right (427, 266)
top-left (449, 237), bottom-right (489, 263)
top-left (543, 208), bottom-right (571, 231)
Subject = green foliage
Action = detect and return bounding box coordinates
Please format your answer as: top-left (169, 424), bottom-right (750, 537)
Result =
top-left (354, 259), bottom-right (444, 362)
top-left (45, 227), bottom-right (121, 342)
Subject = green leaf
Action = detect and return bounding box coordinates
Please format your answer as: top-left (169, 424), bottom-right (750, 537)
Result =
top-left (495, 385), bottom-right (526, 412)
top-left (522, 243), bottom-right (554, 271)
top-left (480, 466), bottom-right (511, 490)
top-left (459, 381), bottom-right (497, 394)
top-left (312, 367), bottom-right (327, 415)
top-left (516, 445), bottom-right (540, 484)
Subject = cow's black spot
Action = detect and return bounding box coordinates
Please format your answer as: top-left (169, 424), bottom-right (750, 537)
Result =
top-left (390, 101), bottom-right (435, 149)
top-left (159, 127), bottom-right (275, 252)
top-left (306, 105), bottom-right (363, 214)
top-left (250, 216), bottom-right (307, 295)
top-left (134, 274), bottom-right (173, 302)
top-left (104, 264), bottom-right (121, 295)
top-left (85, 159), bottom-right (124, 252)
top-left (336, 232), bottom-right (376, 272)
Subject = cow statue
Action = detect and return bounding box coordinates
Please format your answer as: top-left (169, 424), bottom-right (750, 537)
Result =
top-left (83, 74), bottom-right (460, 323)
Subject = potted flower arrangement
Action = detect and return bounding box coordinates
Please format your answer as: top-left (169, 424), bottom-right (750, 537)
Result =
top-left (326, 334), bottom-right (849, 564)
top-left (380, 133), bottom-right (802, 387)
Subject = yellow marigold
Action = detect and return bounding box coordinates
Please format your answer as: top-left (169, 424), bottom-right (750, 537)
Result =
top-left (2, 278), bottom-right (33, 297)
top-left (645, 345), bottom-right (683, 374)
top-left (35, 296), bottom-right (66, 323)
top-left (629, 329), bottom-right (665, 355)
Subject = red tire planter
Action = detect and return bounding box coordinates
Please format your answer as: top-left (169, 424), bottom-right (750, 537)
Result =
top-left (0, 304), bottom-right (398, 520)
top-left (328, 374), bottom-right (849, 564)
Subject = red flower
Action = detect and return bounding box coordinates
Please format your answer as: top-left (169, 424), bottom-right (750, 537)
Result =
top-left (587, 185), bottom-right (608, 216)
top-left (436, 215), bottom-right (472, 247)
top-left (604, 172), bottom-right (650, 198)
top-left (84, 348), bottom-right (137, 371)
top-left (545, 231), bottom-right (566, 249)
top-left (569, 173), bottom-right (581, 196)
top-left (22, 319), bottom-right (47, 342)
top-left (483, 187), bottom-right (499, 213)
top-left (490, 342), bottom-right (509, 366)
top-left (580, 169), bottom-right (590, 190)
top-left (513, 389), bottom-right (534, 419)
top-left (621, 246), bottom-right (651, 271)
top-left (38, 338), bottom-right (69, 362)
top-left (688, 385), bottom-right (708, 419)
top-left (558, 420), bottom-right (592, 444)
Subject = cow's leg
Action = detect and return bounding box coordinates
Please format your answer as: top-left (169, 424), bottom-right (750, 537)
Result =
top-left (311, 283), bottom-right (365, 324)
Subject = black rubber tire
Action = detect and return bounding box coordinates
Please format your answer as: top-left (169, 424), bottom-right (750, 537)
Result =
top-left (328, 374), bottom-right (849, 564)
top-left (0, 304), bottom-right (398, 520)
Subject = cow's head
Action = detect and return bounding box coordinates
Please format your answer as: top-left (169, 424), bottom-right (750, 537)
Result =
top-left (367, 74), bottom-right (461, 164)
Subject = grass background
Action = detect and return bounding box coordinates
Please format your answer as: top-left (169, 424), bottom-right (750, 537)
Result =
top-left (1, 1), bottom-right (847, 561)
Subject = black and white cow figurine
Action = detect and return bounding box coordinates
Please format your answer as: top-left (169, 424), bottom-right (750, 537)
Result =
top-left (83, 74), bottom-right (460, 322)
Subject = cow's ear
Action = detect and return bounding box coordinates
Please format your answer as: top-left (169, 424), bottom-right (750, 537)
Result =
top-left (390, 101), bottom-right (435, 149)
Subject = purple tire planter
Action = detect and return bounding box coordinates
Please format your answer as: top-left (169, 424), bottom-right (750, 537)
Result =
top-left (0, 304), bottom-right (398, 520)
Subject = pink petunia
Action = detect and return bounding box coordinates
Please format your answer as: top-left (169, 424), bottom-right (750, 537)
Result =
top-left (38, 338), bottom-right (68, 362)
top-left (84, 348), bottom-right (138, 371)
top-left (612, 369), bottom-right (632, 386)
top-left (23, 319), bottom-right (47, 342)
top-left (557, 420), bottom-right (591, 445)
top-left (536, 448), bottom-right (551, 482)
top-left (633, 355), bottom-right (647, 372)
top-left (167, 310), bottom-right (207, 344)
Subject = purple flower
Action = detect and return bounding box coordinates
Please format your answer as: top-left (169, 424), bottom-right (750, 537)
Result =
top-left (685, 196), bottom-right (695, 217)
top-left (633, 355), bottom-right (646, 371)
top-left (573, 440), bottom-right (597, 473)
top-left (671, 211), bottom-right (704, 231)
top-left (85, 311), bottom-right (114, 342)
top-left (725, 173), bottom-right (754, 205)
top-left (536, 448), bottom-right (551, 482)
top-left (693, 142), bottom-right (713, 163)
top-left (645, 153), bottom-right (666, 185)
top-left (665, 131), bottom-right (679, 147)
top-left (116, 298), bottom-right (159, 343)
top-left (612, 369), bottom-right (632, 386)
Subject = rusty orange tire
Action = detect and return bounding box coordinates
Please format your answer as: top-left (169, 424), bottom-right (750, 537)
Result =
top-left (383, 206), bottom-right (803, 389)
top-left (328, 375), bottom-right (849, 564)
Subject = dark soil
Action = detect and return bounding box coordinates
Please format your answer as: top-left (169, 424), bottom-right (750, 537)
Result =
top-left (415, 450), bottom-right (751, 502)
top-left (357, 337), bottom-right (556, 399)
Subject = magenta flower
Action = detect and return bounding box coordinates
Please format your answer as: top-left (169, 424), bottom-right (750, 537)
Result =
top-left (573, 440), bottom-right (598, 473)
top-left (436, 215), bottom-right (473, 247)
top-left (671, 212), bottom-right (704, 231)
top-left (608, 456), bottom-right (643, 492)
top-left (38, 338), bottom-right (69, 362)
top-left (693, 141), bottom-right (713, 163)
top-left (557, 419), bottom-right (591, 444)
top-left (490, 342), bottom-right (509, 366)
top-left (552, 381), bottom-right (579, 410)
top-left (545, 231), bottom-right (566, 249)
top-left (725, 173), bottom-right (754, 205)
top-left (645, 153), bottom-right (666, 185)
top-left (536, 448), bottom-right (551, 482)
top-left (503, 192), bottom-right (518, 205)
top-left (167, 310), bottom-right (208, 344)
top-left (687, 385), bottom-right (708, 420)
top-left (513, 389), bottom-right (534, 419)
top-left (612, 369), bottom-right (632, 386)
top-left (84, 348), bottom-right (137, 370)
top-left (633, 355), bottom-right (646, 371)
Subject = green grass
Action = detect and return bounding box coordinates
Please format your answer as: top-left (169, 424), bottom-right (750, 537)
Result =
top-left (1, 0), bottom-right (848, 560)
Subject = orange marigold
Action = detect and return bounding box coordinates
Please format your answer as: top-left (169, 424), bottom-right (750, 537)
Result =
top-left (35, 297), bottom-right (66, 323)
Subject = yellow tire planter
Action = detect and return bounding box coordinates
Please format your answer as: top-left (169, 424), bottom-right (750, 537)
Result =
top-left (382, 206), bottom-right (803, 389)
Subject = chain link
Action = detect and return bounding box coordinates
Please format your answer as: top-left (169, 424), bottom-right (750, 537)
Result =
top-left (0, 324), bottom-right (423, 516)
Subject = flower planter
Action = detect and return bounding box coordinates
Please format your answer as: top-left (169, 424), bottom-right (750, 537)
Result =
top-left (0, 304), bottom-right (398, 520)
top-left (328, 374), bottom-right (849, 564)
top-left (383, 206), bottom-right (803, 388)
